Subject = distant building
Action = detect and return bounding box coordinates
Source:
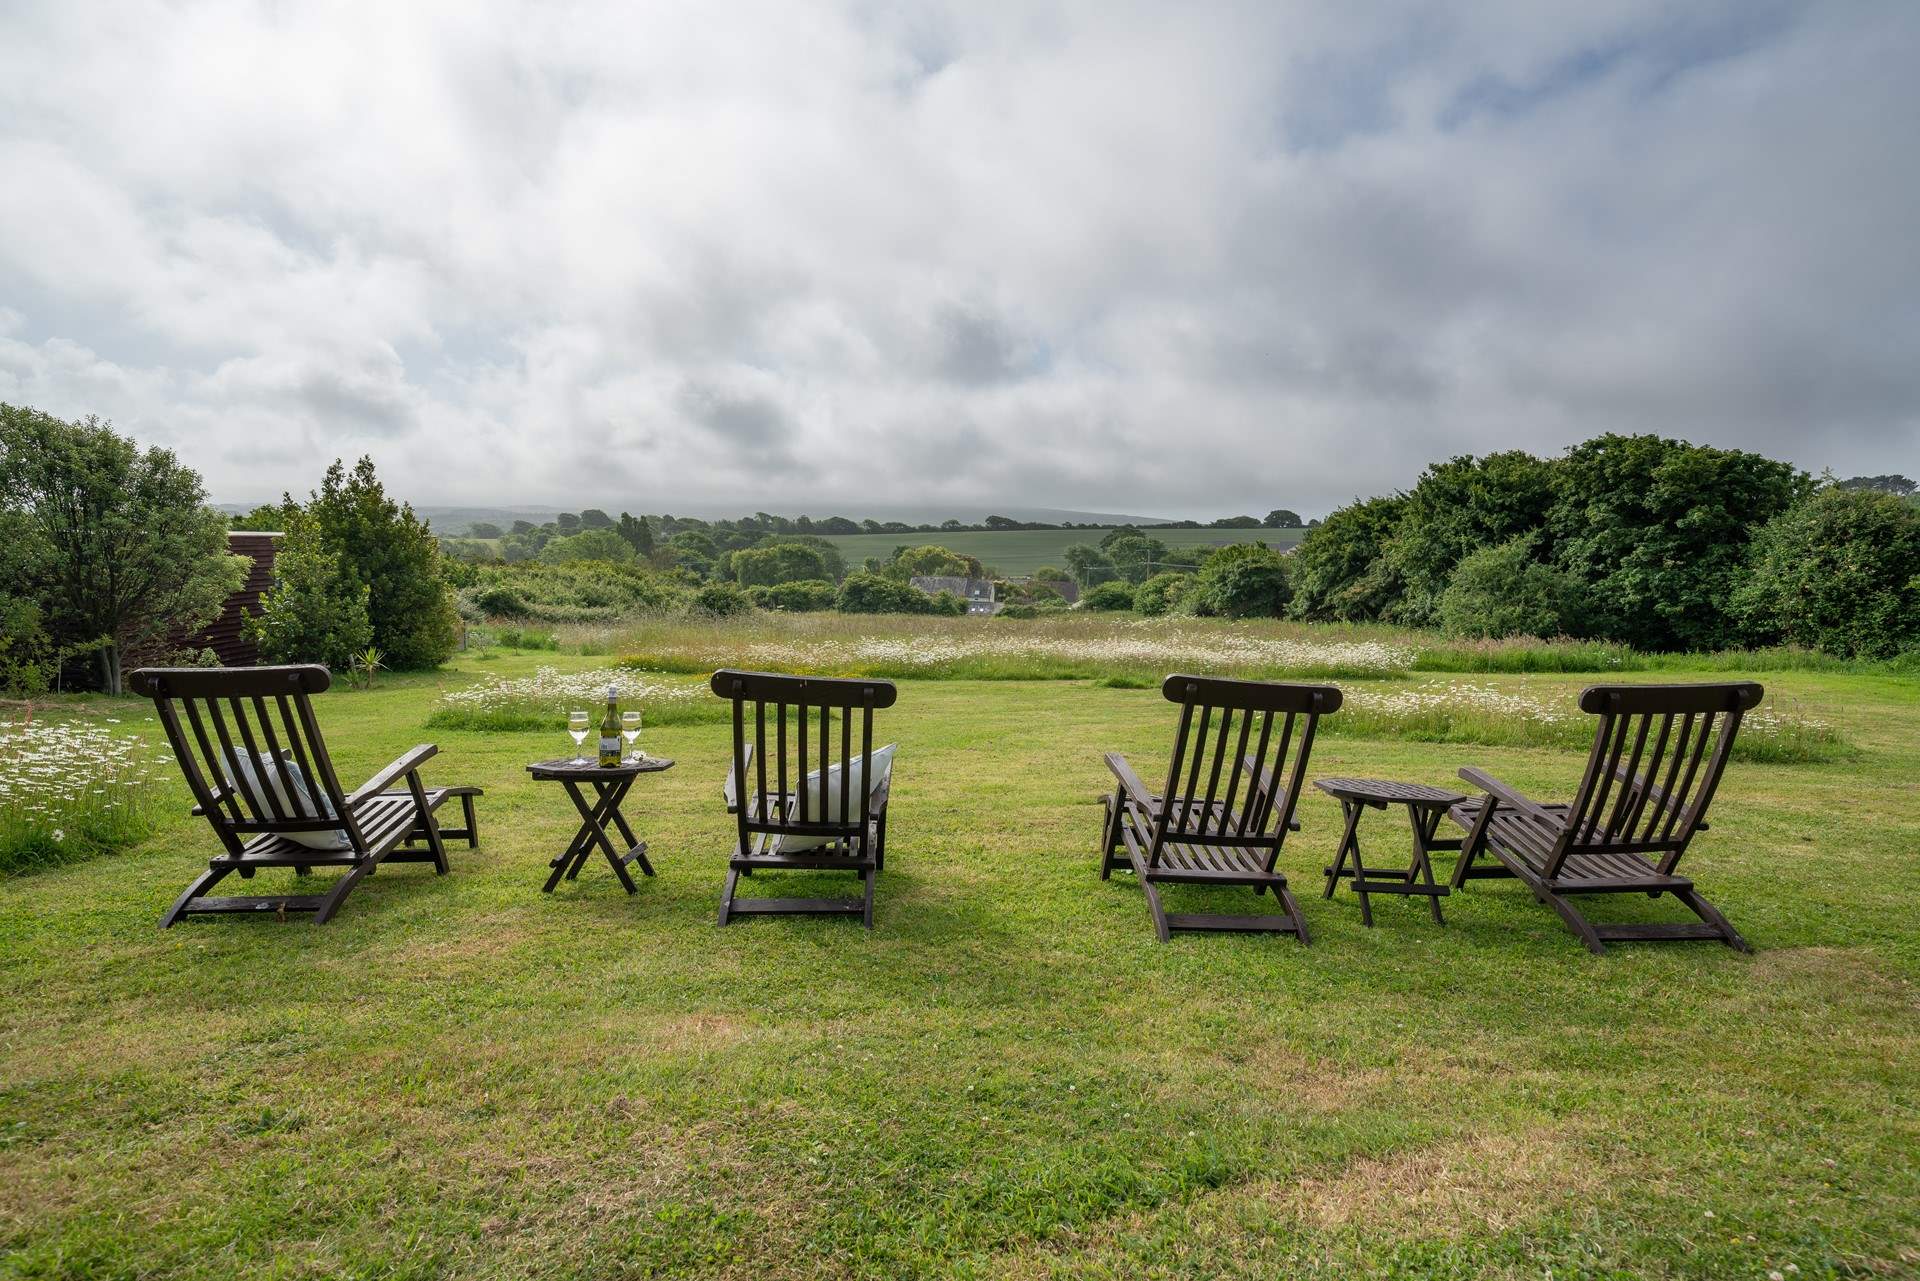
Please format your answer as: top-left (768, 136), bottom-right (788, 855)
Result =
top-left (908, 575), bottom-right (998, 615)
top-left (1032, 578), bottom-right (1079, 604)
top-left (171, 531), bottom-right (281, 666)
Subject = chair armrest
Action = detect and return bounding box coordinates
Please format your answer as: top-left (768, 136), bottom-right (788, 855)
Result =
top-left (191, 785), bottom-right (235, 817)
top-left (1104, 752), bottom-right (1158, 813)
top-left (348, 744), bottom-right (439, 808)
top-left (1458, 766), bottom-right (1563, 829)
top-left (723, 745), bottom-right (754, 813)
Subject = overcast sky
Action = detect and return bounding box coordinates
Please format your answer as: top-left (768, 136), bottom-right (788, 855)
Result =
top-left (2, 2), bottom-right (1916, 519)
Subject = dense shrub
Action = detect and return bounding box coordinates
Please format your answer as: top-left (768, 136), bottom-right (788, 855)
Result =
top-left (1547, 434), bottom-right (1807, 651)
top-left (1381, 451), bottom-right (1558, 627)
top-left (837, 572), bottom-right (937, 614)
top-left (1133, 572), bottom-right (1193, 617)
top-left (748, 579), bottom-right (838, 612)
top-left (732, 541), bottom-right (836, 587)
top-left (460, 562), bottom-right (684, 622)
top-left (691, 582), bottom-right (755, 617)
top-left (247, 520), bottom-right (374, 669)
top-left (539, 529), bottom-right (635, 564)
top-left (1289, 496), bottom-right (1407, 621)
top-left (1436, 535), bottom-right (1579, 639)
top-left (469, 583), bottom-right (531, 619)
top-left (928, 591), bottom-right (968, 616)
top-left (995, 603), bottom-right (1039, 620)
top-left (1187, 544), bottom-right (1291, 618)
top-left (299, 457), bottom-right (460, 670)
top-left (1080, 581), bottom-right (1137, 611)
top-left (1732, 488), bottom-right (1920, 658)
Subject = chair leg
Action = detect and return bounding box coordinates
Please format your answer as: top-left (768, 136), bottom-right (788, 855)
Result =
top-left (406, 772), bottom-right (450, 875)
top-left (875, 810), bottom-right (887, 872)
top-left (160, 866), bottom-right (230, 929)
top-left (1275, 881), bottom-right (1312, 946)
top-left (1140, 874), bottom-right (1172, 943)
top-left (461, 792), bottom-right (481, 848)
top-left (717, 869), bottom-right (739, 926)
top-left (1099, 792), bottom-right (1126, 880)
top-left (311, 859), bottom-right (380, 925)
top-left (1540, 887), bottom-right (1607, 954)
top-left (1675, 888), bottom-right (1753, 953)
top-left (861, 867), bottom-right (876, 930)
top-left (1451, 801), bottom-right (1496, 889)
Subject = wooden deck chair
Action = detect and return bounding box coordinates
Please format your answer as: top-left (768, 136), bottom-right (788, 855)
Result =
top-left (130, 665), bottom-right (481, 928)
top-left (712, 669), bottom-right (897, 928)
top-left (1100, 674), bottom-right (1341, 942)
top-left (1448, 681), bottom-right (1762, 954)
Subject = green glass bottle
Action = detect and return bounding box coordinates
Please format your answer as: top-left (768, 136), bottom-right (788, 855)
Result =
top-left (598, 686), bottom-right (622, 767)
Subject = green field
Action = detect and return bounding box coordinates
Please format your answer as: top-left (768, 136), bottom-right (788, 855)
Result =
top-left (818, 526), bottom-right (1305, 575)
top-left (2, 632), bottom-right (1915, 1278)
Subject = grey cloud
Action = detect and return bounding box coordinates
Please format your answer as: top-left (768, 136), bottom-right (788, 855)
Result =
top-left (0, 0), bottom-right (1915, 514)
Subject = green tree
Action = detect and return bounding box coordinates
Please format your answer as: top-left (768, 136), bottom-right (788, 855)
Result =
top-left (1263, 509), bottom-right (1304, 528)
top-left (0, 405), bottom-right (245, 692)
top-left (1436, 534), bottom-right (1579, 639)
top-left (616, 512), bottom-right (655, 558)
top-left (303, 457), bottom-right (460, 670)
top-left (1063, 543), bottom-right (1116, 587)
top-left (467, 521), bottom-right (504, 539)
top-left (691, 581), bottom-right (755, 616)
top-left (1732, 488), bottom-right (1920, 658)
top-left (247, 517), bottom-right (374, 668)
top-left (1209, 515), bottom-right (1261, 529)
top-left (665, 529), bottom-right (718, 578)
top-left (554, 512), bottom-right (582, 534)
top-left (732, 541), bottom-right (831, 586)
top-left (579, 508), bottom-right (614, 529)
top-left (890, 544), bottom-right (972, 579)
top-left (1104, 534), bottom-right (1170, 584)
top-left (1188, 543), bottom-right (1291, 618)
top-left (1548, 434), bottom-right (1808, 651)
top-left (1833, 474), bottom-right (1915, 498)
top-left (1288, 495), bottom-right (1407, 621)
top-left (539, 529), bottom-right (636, 564)
top-left (747, 579), bottom-right (838, 612)
top-left (230, 497), bottom-right (302, 531)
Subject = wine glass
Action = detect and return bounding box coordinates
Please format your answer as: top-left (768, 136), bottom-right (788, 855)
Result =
top-left (567, 710), bottom-right (590, 764)
top-left (621, 710), bottom-right (643, 763)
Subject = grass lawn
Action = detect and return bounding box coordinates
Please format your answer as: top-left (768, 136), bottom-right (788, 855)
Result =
top-left (815, 527), bottom-right (1304, 576)
top-left (2, 646), bottom-right (1916, 1278)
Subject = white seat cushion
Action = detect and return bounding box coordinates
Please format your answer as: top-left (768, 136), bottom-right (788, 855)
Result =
top-left (774, 744), bottom-right (895, 854)
top-left (226, 750), bottom-right (353, 851)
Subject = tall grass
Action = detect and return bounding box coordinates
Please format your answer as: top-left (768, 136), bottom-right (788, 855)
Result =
top-left (425, 667), bottom-right (728, 733)
top-left (0, 718), bottom-right (166, 875)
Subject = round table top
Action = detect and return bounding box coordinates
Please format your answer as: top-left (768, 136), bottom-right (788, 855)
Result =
top-left (1314, 776), bottom-right (1466, 807)
top-left (527, 756), bottom-right (676, 781)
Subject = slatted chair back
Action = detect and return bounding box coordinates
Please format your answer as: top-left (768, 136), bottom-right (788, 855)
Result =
top-left (129, 665), bottom-right (366, 856)
top-left (1546, 682), bottom-right (1764, 879)
top-left (1148, 674), bottom-right (1342, 872)
top-left (710, 669), bottom-right (899, 856)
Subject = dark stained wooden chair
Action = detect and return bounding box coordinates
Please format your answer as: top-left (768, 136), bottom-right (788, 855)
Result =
top-left (1100, 674), bottom-right (1341, 942)
top-left (712, 669), bottom-right (897, 928)
top-left (1448, 681), bottom-right (1763, 954)
top-left (130, 665), bottom-right (480, 928)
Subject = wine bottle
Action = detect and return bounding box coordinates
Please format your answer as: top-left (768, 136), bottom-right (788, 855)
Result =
top-left (598, 686), bottom-right (622, 767)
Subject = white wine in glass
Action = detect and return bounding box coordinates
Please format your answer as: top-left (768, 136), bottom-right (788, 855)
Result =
top-left (567, 710), bottom-right (590, 764)
top-left (622, 710), bottom-right (643, 763)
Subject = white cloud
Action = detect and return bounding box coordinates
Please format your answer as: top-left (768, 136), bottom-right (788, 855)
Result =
top-left (1, 0), bottom-right (1916, 515)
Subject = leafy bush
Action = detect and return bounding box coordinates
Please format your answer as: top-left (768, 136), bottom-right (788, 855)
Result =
top-left (1289, 495), bottom-right (1407, 621)
top-left (1732, 487), bottom-right (1920, 658)
top-left (691, 582), bottom-right (755, 617)
top-left (748, 579), bottom-right (838, 612)
top-left (836, 572), bottom-right (937, 614)
top-left (928, 590), bottom-right (967, 616)
top-left (732, 540), bottom-right (839, 587)
top-left (301, 457), bottom-right (460, 670)
top-left (1133, 572), bottom-right (1192, 617)
top-left (1080, 581), bottom-right (1137, 611)
top-left (1436, 534), bottom-right (1579, 639)
top-left (539, 529), bottom-right (635, 564)
top-left (995, 603), bottom-right (1039, 620)
top-left (247, 520), bottom-right (374, 669)
top-left (1187, 544), bottom-right (1291, 618)
top-left (469, 583), bottom-right (531, 619)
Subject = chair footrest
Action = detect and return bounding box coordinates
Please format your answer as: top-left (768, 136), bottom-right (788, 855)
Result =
top-left (726, 897), bottom-right (865, 915)
top-left (1593, 922), bottom-right (1725, 942)
top-left (1163, 912), bottom-right (1304, 934)
top-left (184, 894), bottom-right (331, 915)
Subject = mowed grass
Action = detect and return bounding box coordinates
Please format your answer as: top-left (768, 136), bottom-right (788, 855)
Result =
top-left (815, 526), bottom-right (1304, 575)
top-left (1, 649), bottom-right (1917, 1279)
